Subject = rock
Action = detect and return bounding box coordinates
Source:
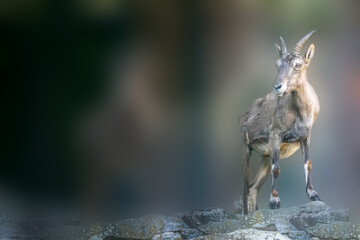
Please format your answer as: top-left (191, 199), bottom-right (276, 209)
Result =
top-left (180, 222), bottom-right (203, 239)
top-left (179, 223), bottom-right (203, 239)
top-left (38, 215), bottom-right (166, 240)
top-left (197, 219), bottom-right (244, 235)
top-left (0, 201), bottom-right (357, 240)
top-left (89, 235), bottom-right (103, 240)
top-left (191, 228), bottom-right (290, 240)
top-left (152, 232), bottom-right (182, 240)
top-left (233, 196), bottom-right (244, 214)
top-left (252, 222), bottom-right (277, 231)
top-left (0, 222), bottom-right (23, 238)
top-left (181, 208), bottom-right (234, 229)
top-left (284, 230), bottom-right (311, 240)
top-left (19, 213), bottom-right (80, 234)
top-left (288, 201), bottom-right (349, 230)
top-left (180, 201), bottom-right (350, 239)
top-left (0, 219), bottom-right (41, 240)
top-left (306, 221), bottom-right (360, 239)
top-left (161, 217), bottom-right (183, 233)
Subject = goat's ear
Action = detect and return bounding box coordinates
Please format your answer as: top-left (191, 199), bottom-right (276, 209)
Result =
top-left (275, 42), bottom-right (281, 56)
top-left (304, 44), bottom-right (315, 63)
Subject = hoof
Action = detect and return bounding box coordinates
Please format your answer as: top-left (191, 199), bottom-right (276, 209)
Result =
top-left (307, 189), bottom-right (321, 201)
top-left (269, 196), bottom-right (281, 209)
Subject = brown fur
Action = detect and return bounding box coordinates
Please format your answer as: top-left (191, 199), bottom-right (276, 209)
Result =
top-left (240, 31), bottom-right (321, 214)
top-left (306, 160), bottom-right (312, 171)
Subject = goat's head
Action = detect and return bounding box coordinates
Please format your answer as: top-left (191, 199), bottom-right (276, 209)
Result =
top-left (273, 30), bottom-right (316, 95)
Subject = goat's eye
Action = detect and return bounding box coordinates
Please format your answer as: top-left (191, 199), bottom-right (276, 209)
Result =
top-left (294, 63), bottom-right (302, 69)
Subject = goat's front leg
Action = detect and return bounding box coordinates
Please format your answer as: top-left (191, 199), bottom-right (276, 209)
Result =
top-left (301, 135), bottom-right (321, 201)
top-left (269, 131), bottom-right (281, 209)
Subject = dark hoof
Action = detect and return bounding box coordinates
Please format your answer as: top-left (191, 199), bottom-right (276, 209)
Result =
top-left (269, 196), bottom-right (281, 209)
top-left (307, 189), bottom-right (321, 201)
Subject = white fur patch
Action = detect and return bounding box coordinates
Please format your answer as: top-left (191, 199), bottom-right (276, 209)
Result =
top-left (303, 83), bottom-right (319, 128)
top-left (269, 193), bottom-right (280, 202)
top-left (304, 163), bottom-right (309, 184)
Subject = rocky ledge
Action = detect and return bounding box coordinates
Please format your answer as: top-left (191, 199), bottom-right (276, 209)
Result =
top-left (1, 201), bottom-right (360, 240)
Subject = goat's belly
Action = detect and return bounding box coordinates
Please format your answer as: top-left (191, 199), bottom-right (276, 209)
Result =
top-left (279, 142), bottom-right (300, 159)
top-left (251, 142), bottom-right (300, 159)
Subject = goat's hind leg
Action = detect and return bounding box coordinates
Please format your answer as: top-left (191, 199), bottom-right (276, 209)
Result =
top-left (248, 156), bottom-right (271, 212)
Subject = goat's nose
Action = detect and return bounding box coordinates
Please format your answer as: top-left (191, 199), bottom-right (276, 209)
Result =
top-left (274, 84), bottom-right (282, 91)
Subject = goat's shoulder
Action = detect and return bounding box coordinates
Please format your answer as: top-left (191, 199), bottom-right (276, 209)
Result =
top-left (239, 92), bottom-right (277, 140)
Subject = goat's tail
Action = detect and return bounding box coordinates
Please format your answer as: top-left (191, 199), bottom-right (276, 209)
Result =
top-left (242, 131), bottom-right (251, 215)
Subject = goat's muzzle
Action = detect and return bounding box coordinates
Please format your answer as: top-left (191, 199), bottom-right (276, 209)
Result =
top-left (274, 83), bottom-right (287, 95)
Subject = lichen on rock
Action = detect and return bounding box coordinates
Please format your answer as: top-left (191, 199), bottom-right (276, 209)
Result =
top-left (0, 201), bottom-right (358, 240)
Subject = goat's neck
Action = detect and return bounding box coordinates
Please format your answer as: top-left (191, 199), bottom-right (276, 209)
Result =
top-left (291, 73), bottom-right (314, 121)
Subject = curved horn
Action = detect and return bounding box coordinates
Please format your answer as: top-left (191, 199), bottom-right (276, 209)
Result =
top-left (279, 36), bottom-right (287, 55)
top-left (293, 30), bottom-right (316, 55)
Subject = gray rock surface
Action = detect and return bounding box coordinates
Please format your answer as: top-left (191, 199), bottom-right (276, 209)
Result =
top-left (193, 228), bottom-right (290, 240)
top-left (288, 202), bottom-right (349, 230)
top-left (306, 221), bottom-right (360, 239)
top-left (0, 201), bottom-right (359, 240)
